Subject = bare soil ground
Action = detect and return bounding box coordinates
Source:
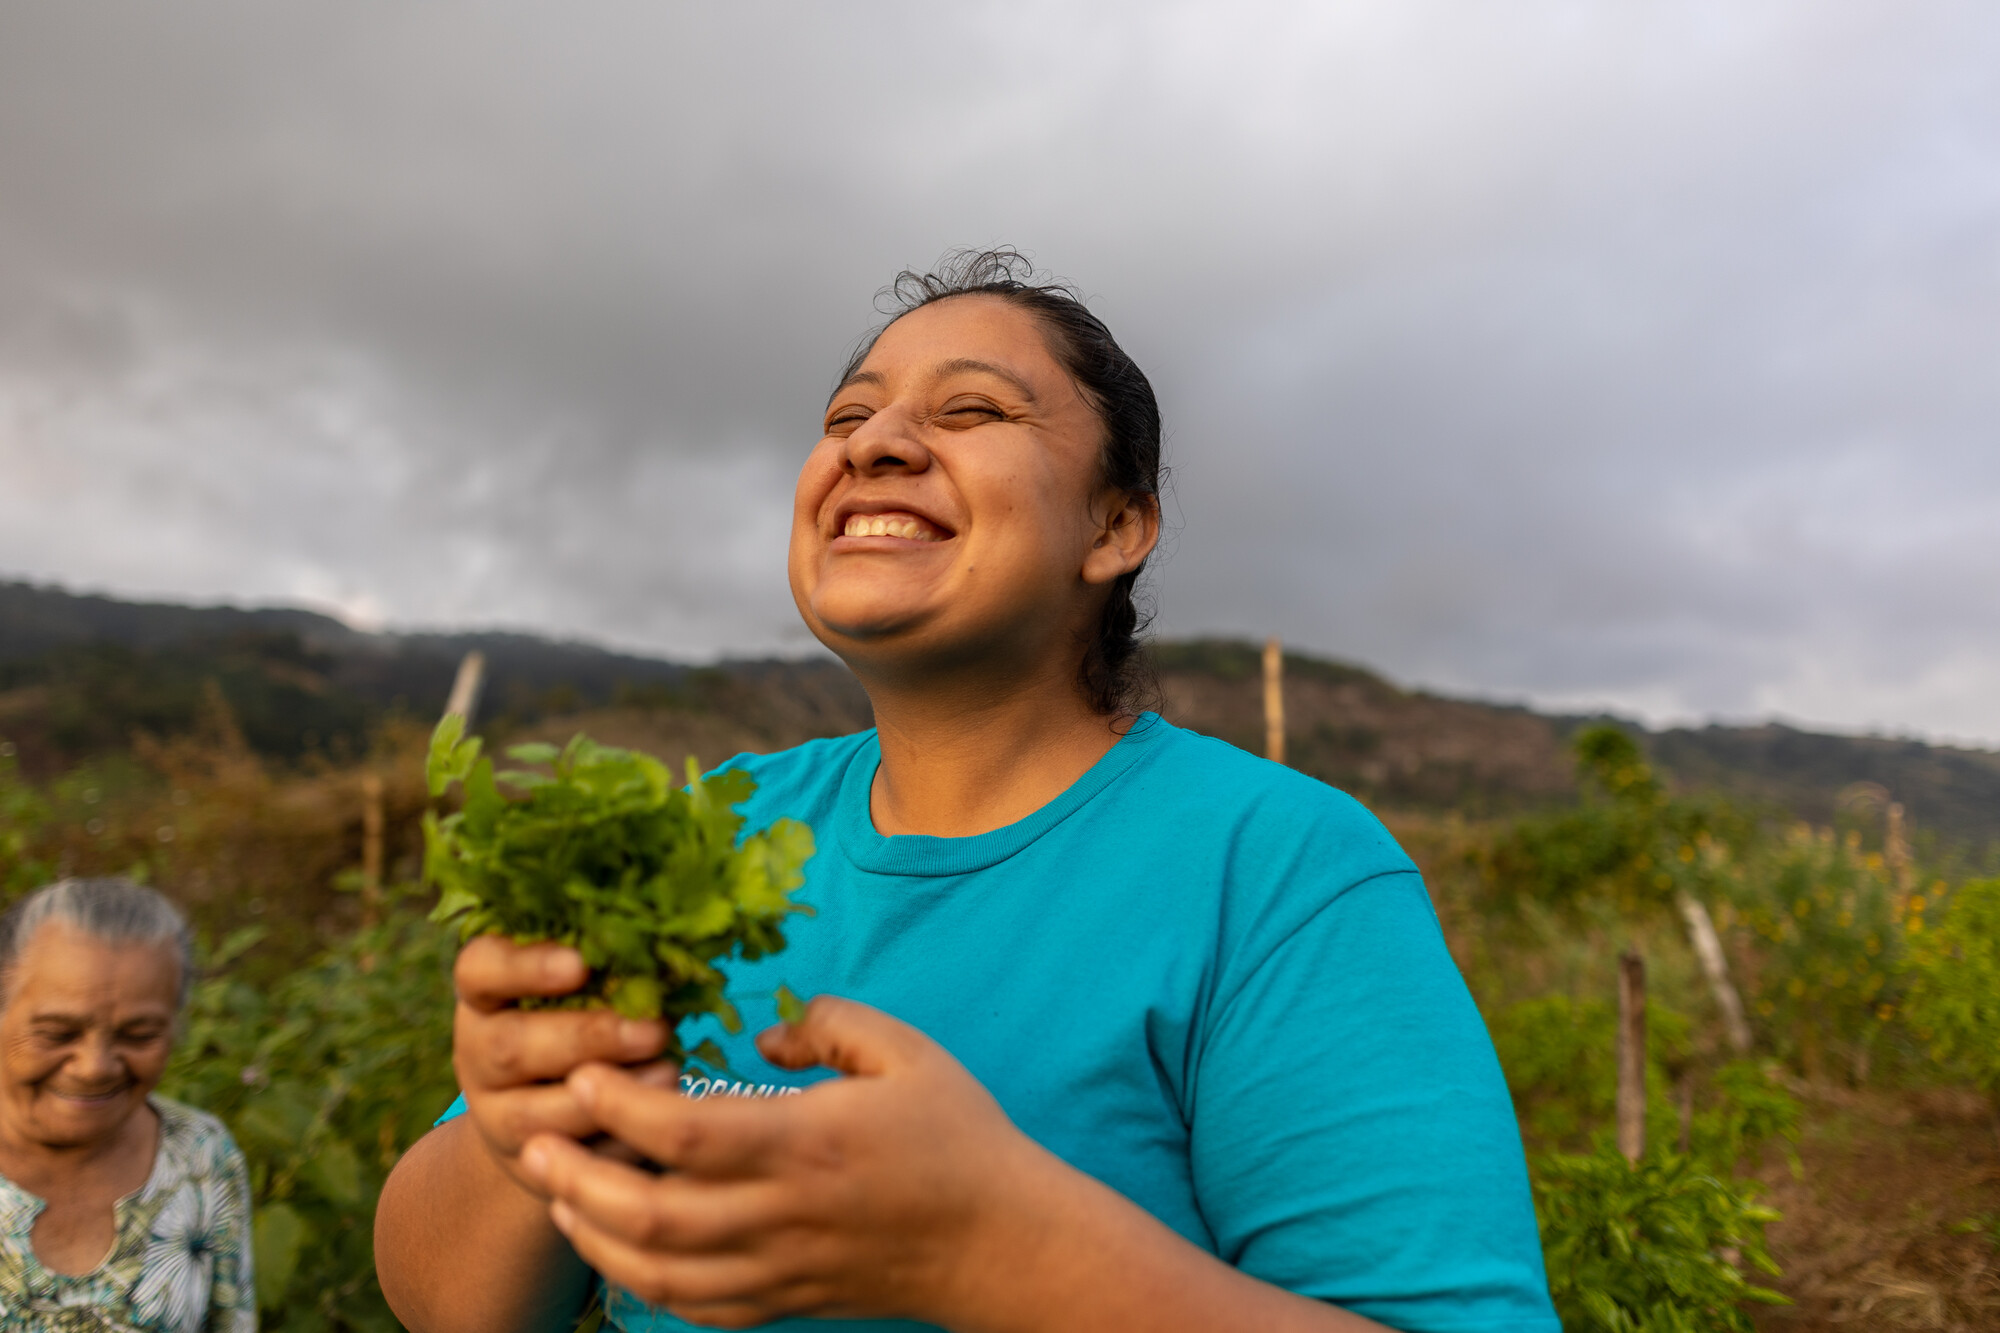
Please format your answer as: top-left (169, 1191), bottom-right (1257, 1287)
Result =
top-left (1751, 1087), bottom-right (2000, 1332)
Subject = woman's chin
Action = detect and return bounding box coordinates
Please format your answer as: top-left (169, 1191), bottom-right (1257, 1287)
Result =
top-left (805, 587), bottom-right (945, 648)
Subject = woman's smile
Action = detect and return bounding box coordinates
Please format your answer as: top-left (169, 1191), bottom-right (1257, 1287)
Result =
top-left (47, 1083), bottom-right (133, 1107)
top-left (834, 508), bottom-right (954, 545)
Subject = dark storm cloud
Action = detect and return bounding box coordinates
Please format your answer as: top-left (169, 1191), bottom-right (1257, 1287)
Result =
top-left (2, 2), bottom-right (1997, 738)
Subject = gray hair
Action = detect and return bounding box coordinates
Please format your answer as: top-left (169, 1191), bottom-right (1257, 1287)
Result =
top-left (0, 878), bottom-right (195, 1011)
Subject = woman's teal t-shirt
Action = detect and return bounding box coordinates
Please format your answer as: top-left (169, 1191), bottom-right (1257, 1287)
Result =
top-left (445, 716), bottom-right (1559, 1333)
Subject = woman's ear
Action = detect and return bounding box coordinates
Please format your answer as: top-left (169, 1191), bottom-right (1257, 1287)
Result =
top-left (1081, 490), bottom-right (1160, 586)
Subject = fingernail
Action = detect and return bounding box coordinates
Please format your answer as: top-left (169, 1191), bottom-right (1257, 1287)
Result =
top-left (569, 1069), bottom-right (599, 1109)
top-left (550, 1200), bottom-right (575, 1234)
top-left (619, 1020), bottom-right (656, 1051)
top-left (521, 1140), bottom-right (548, 1180)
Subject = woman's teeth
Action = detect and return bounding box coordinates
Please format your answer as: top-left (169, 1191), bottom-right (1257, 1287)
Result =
top-left (843, 513), bottom-right (941, 541)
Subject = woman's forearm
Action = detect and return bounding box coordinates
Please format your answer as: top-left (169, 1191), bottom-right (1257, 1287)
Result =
top-left (948, 1149), bottom-right (1389, 1333)
top-left (374, 1115), bottom-right (596, 1333)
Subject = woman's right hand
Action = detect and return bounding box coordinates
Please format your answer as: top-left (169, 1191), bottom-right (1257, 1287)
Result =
top-left (452, 936), bottom-right (670, 1197)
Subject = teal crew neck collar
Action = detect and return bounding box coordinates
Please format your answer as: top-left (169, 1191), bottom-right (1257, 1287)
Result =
top-left (835, 714), bottom-right (1168, 877)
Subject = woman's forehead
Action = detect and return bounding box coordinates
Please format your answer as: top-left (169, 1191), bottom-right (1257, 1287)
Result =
top-left (854, 295), bottom-right (1067, 389)
top-left (8, 921), bottom-right (180, 1010)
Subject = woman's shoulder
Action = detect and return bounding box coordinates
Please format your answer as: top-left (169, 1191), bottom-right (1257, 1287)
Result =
top-left (1127, 717), bottom-right (1416, 878)
top-left (149, 1096), bottom-right (248, 1181)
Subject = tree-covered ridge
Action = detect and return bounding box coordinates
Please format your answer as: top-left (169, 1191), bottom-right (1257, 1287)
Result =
top-left (7, 583), bottom-right (1999, 848)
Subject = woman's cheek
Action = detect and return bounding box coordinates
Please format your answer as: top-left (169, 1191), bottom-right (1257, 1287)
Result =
top-left (793, 440), bottom-right (845, 516)
top-left (788, 461), bottom-right (837, 601)
top-left (132, 1041), bottom-right (173, 1081)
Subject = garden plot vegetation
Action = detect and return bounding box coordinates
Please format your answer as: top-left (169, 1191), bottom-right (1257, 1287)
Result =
top-left (2, 660), bottom-right (1996, 1331)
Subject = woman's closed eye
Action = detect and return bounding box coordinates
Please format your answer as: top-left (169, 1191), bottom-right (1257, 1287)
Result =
top-left (934, 398), bottom-right (1006, 427)
top-left (825, 406), bottom-right (873, 434)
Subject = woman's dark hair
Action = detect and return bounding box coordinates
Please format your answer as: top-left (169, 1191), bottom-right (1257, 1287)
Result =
top-left (836, 249), bottom-right (1164, 716)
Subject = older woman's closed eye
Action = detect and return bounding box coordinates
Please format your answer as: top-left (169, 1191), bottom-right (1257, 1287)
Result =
top-left (0, 877), bottom-right (256, 1332)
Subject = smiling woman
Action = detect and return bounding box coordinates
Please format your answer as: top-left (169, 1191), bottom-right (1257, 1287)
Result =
top-left (803, 257), bottom-right (1165, 726)
top-left (0, 878), bottom-right (254, 1332)
top-left (376, 251), bottom-right (1560, 1333)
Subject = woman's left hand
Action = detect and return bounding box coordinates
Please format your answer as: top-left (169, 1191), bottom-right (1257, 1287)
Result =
top-left (515, 996), bottom-right (1058, 1330)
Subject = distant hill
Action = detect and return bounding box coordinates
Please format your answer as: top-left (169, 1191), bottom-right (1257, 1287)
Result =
top-left (1645, 724), bottom-right (2000, 855)
top-left (0, 578), bottom-right (689, 708)
top-left (1150, 639), bottom-right (2000, 852)
top-left (4, 580), bottom-right (1997, 850)
top-left (0, 579), bottom-right (850, 762)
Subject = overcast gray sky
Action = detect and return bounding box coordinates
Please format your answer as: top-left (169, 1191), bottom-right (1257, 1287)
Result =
top-left (3, 2), bottom-right (1997, 742)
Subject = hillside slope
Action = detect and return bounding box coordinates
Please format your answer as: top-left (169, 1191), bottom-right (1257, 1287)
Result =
top-left (4, 580), bottom-right (1997, 848)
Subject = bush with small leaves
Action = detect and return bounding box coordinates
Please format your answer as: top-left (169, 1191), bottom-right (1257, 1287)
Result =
top-left (1901, 876), bottom-right (2000, 1098)
top-left (1534, 1147), bottom-right (1787, 1333)
top-left (160, 893), bottom-right (459, 1331)
top-left (1724, 825), bottom-right (1900, 1079)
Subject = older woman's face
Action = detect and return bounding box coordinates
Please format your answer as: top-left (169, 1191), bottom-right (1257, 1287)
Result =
top-left (791, 295), bottom-right (1155, 674)
top-left (0, 921), bottom-right (179, 1149)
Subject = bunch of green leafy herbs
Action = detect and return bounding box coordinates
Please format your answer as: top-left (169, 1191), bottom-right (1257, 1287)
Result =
top-left (423, 716), bottom-right (814, 1064)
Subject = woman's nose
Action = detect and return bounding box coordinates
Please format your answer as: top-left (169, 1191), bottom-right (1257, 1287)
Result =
top-left (842, 407), bottom-right (931, 477)
top-left (69, 1035), bottom-right (122, 1082)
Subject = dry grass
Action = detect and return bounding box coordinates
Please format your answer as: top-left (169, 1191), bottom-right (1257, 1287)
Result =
top-left (1750, 1086), bottom-right (2000, 1331)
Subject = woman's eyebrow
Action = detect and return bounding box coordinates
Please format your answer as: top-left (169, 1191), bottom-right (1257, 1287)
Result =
top-left (830, 369), bottom-right (885, 401)
top-left (829, 360), bottom-right (1040, 406)
top-left (930, 358), bottom-right (1039, 403)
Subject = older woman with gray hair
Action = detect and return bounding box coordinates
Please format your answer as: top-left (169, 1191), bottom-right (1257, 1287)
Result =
top-left (0, 877), bottom-right (255, 1332)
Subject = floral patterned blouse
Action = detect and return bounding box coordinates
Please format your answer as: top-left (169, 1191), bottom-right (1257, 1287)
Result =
top-left (0, 1096), bottom-right (255, 1332)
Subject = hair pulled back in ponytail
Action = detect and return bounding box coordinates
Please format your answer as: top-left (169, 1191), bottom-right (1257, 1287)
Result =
top-left (836, 249), bottom-right (1165, 717)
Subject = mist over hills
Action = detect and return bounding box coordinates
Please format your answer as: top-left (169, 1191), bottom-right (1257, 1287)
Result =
top-left (4, 580), bottom-right (1997, 850)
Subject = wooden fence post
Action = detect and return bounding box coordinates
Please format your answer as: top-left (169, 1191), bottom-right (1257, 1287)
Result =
top-left (1886, 800), bottom-right (1911, 909)
top-left (445, 650), bottom-right (487, 727)
top-left (356, 771), bottom-right (387, 972)
top-left (360, 773), bottom-right (384, 929)
top-left (1675, 891), bottom-right (1753, 1056)
top-left (1262, 638), bottom-right (1285, 765)
top-left (1618, 949), bottom-right (1647, 1165)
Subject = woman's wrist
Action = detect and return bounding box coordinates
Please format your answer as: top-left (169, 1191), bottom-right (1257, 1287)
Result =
top-left (921, 1136), bottom-right (1079, 1332)
top-left (926, 1136), bottom-right (1172, 1333)
top-left (928, 1137), bottom-right (1386, 1333)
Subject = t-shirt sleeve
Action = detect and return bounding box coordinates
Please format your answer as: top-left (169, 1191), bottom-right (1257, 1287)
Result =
top-left (1188, 869), bottom-right (1559, 1333)
top-left (435, 1092), bottom-right (468, 1126)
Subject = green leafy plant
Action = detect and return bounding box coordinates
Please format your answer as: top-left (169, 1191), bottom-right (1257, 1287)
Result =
top-left (422, 716), bottom-right (815, 1063)
top-left (0, 741), bottom-right (54, 898)
top-left (1490, 994), bottom-right (1690, 1151)
top-left (1534, 1148), bottom-right (1787, 1333)
top-left (161, 892), bottom-right (460, 1331)
top-left (1724, 825), bottom-right (1900, 1078)
top-left (1948, 1212), bottom-right (2000, 1251)
top-left (1902, 876), bottom-right (2000, 1096)
top-left (1485, 727), bottom-right (1745, 923)
top-left (1489, 995), bottom-right (1798, 1172)
top-left (1685, 1060), bottom-right (1801, 1175)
